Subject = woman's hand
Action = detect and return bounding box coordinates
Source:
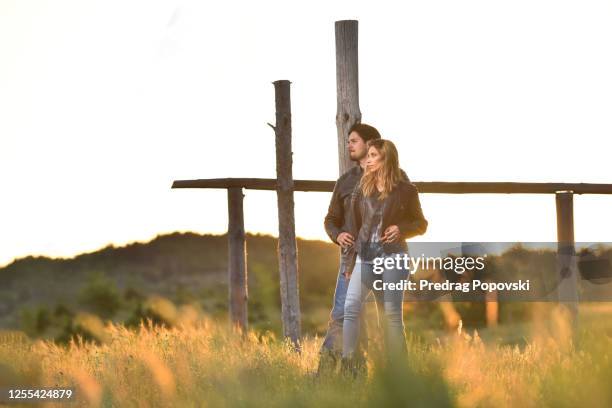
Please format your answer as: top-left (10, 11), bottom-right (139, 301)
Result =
top-left (381, 225), bottom-right (400, 243)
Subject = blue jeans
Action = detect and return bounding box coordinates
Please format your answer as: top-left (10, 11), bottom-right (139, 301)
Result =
top-left (343, 253), bottom-right (409, 358)
top-left (320, 256), bottom-right (370, 354)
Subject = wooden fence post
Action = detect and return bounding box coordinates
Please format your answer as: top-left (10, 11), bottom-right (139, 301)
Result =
top-left (270, 80), bottom-right (301, 348)
top-left (335, 20), bottom-right (362, 176)
top-left (227, 187), bottom-right (248, 332)
top-left (555, 191), bottom-right (578, 324)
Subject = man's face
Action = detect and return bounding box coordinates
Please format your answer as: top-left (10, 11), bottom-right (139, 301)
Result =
top-left (348, 131), bottom-right (368, 161)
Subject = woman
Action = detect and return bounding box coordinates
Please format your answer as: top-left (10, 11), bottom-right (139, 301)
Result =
top-left (341, 139), bottom-right (428, 366)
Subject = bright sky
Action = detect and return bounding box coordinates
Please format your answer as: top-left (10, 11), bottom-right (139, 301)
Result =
top-left (1, 0), bottom-right (611, 267)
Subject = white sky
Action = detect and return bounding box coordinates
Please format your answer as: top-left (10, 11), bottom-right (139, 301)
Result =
top-left (1, 0), bottom-right (611, 267)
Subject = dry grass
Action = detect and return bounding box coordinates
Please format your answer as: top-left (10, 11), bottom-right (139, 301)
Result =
top-left (1, 304), bottom-right (611, 407)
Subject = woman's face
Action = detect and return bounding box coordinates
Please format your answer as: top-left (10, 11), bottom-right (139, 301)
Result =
top-left (365, 146), bottom-right (383, 173)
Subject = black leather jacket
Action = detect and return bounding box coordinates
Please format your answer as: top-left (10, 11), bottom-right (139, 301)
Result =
top-left (324, 166), bottom-right (410, 244)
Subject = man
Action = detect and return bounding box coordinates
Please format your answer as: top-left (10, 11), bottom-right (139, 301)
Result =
top-left (319, 123), bottom-right (404, 373)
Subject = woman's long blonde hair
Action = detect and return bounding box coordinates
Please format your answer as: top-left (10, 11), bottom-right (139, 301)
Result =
top-left (360, 139), bottom-right (402, 200)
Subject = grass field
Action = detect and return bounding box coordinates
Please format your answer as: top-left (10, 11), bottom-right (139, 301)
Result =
top-left (1, 303), bottom-right (611, 407)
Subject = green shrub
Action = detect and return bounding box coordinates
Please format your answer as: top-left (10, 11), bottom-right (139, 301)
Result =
top-left (77, 272), bottom-right (121, 318)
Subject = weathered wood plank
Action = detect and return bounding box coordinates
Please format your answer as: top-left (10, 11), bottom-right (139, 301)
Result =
top-left (556, 191), bottom-right (578, 324)
top-left (227, 187), bottom-right (248, 332)
top-left (172, 178), bottom-right (612, 195)
top-left (271, 80), bottom-right (301, 349)
top-left (335, 20), bottom-right (361, 176)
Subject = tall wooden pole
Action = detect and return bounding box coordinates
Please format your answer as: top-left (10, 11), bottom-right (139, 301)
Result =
top-left (555, 191), bottom-right (578, 324)
top-left (335, 20), bottom-right (362, 176)
top-left (227, 187), bottom-right (248, 332)
top-left (270, 80), bottom-right (301, 348)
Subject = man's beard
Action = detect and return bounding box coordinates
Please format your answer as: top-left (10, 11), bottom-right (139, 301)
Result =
top-left (350, 152), bottom-right (363, 162)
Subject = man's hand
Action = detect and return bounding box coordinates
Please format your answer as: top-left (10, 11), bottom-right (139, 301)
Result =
top-left (381, 225), bottom-right (400, 243)
top-left (337, 232), bottom-right (355, 248)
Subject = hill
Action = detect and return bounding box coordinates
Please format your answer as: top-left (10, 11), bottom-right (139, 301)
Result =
top-left (0, 232), bottom-right (340, 338)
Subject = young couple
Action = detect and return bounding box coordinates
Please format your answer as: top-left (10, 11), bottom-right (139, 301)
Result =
top-left (319, 123), bottom-right (428, 373)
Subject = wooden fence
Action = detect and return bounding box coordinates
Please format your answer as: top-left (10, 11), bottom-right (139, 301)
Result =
top-left (172, 20), bottom-right (612, 346)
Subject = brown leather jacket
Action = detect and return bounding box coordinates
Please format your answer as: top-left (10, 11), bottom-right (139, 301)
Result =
top-left (324, 167), bottom-right (410, 245)
top-left (342, 180), bottom-right (428, 278)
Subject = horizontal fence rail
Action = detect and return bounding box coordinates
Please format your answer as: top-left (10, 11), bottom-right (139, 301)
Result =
top-left (172, 178), bottom-right (612, 194)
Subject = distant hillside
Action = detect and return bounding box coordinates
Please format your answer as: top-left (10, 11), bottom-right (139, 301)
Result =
top-left (3, 233), bottom-right (611, 343)
top-left (0, 232), bottom-right (341, 335)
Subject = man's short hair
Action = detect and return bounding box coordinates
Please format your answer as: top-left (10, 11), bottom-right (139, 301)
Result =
top-left (348, 123), bottom-right (382, 143)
